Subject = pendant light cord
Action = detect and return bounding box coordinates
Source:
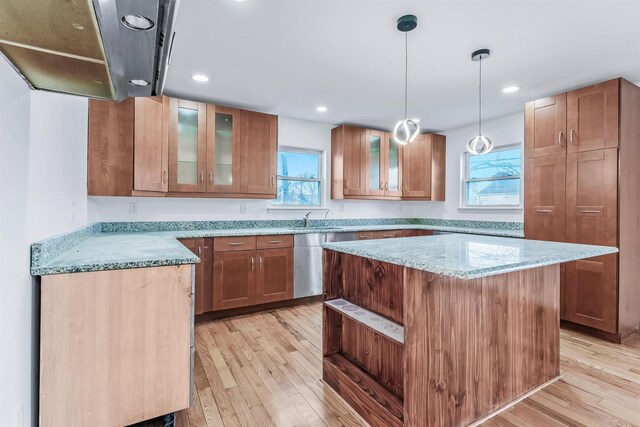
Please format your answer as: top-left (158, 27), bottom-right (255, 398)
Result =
top-left (404, 32), bottom-right (408, 120)
top-left (478, 56), bottom-right (482, 135)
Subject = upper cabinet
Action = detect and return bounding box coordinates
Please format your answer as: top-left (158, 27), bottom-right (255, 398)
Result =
top-left (567, 79), bottom-right (619, 152)
top-left (88, 96), bottom-right (169, 197)
top-left (240, 110), bottom-right (278, 195)
top-left (169, 99), bottom-right (207, 192)
top-left (524, 94), bottom-right (567, 158)
top-left (525, 79), bottom-right (619, 159)
top-left (331, 125), bottom-right (445, 201)
top-left (88, 97), bottom-right (278, 199)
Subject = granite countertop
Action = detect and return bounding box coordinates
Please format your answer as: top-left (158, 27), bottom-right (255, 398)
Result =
top-left (322, 234), bottom-right (618, 280)
top-left (30, 219), bottom-right (525, 276)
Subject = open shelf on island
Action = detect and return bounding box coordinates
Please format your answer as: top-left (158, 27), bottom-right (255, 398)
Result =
top-left (324, 298), bottom-right (404, 344)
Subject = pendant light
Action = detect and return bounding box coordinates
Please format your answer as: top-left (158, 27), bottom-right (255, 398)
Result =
top-left (467, 49), bottom-right (494, 155)
top-left (392, 15), bottom-right (420, 145)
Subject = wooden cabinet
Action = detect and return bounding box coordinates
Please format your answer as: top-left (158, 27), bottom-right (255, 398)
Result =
top-left (524, 155), bottom-right (566, 242)
top-left (213, 250), bottom-right (256, 310)
top-left (207, 105), bottom-right (241, 193)
top-left (256, 247), bottom-right (293, 304)
top-left (88, 96), bottom-right (169, 196)
top-left (89, 97), bottom-right (277, 199)
top-left (240, 110), bottom-right (277, 195)
top-left (212, 235), bottom-right (293, 312)
top-left (169, 99), bottom-right (207, 193)
top-left (331, 125), bottom-right (445, 201)
top-left (567, 79), bottom-right (619, 153)
top-left (564, 148), bottom-right (618, 333)
top-left (524, 94), bottom-right (567, 158)
top-left (402, 133), bottom-right (446, 200)
top-left (180, 238), bottom-right (213, 315)
top-left (524, 78), bottom-right (640, 341)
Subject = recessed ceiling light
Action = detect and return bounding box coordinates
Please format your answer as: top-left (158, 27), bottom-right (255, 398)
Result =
top-left (121, 15), bottom-right (155, 31)
top-left (316, 106), bottom-right (327, 112)
top-left (192, 74), bottom-right (209, 82)
top-left (502, 86), bottom-right (520, 93)
top-left (72, 23), bottom-right (84, 30)
top-left (128, 79), bottom-right (150, 87)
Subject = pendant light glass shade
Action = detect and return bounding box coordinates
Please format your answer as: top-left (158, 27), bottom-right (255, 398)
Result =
top-left (467, 49), bottom-right (493, 155)
top-left (392, 15), bottom-right (419, 145)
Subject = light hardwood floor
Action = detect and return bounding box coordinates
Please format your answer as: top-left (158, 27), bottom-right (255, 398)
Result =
top-left (176, 303), bottom-right (640, 427)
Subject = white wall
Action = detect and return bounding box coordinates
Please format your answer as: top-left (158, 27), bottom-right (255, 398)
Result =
top-left (90, 116), bottom-right (443, 222)
top-left (441, 112), bottom-right (524, 222)
top-left (0, 57), bottom-right (89, 427)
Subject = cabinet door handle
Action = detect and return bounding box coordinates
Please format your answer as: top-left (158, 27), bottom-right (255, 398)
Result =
top-left (162, 170), bottom-right (168, 184)
top-left (198, 246), bottom-right (202, 256)
top-left (208, 171), bottom-right (213, 184)
top-left (380, 181), bottom-right (384, 190)
top-left (227, 242), bottom-right (244, 246)
top-left (200, 172), bottom-right (204, 183)
top-left (251, 256), bottom-right (255, 271)
top-left (269, 240), bottom-right (282, 243)
top-left (569, 129), bottom-right (575, 144)
top-left (385, 181), bottom-right (389, 191)
top-left (558, 131), bottom-right (564, 147)
top-left (259, 256), bottom-right (263, 270)
top-left (271, 176), bottom-right (275, 187)
top-left (344, 179), bottom-right (349, 189)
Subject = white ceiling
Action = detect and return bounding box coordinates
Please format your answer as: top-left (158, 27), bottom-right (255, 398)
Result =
top-left (164, 0), bottom-right (640, 132)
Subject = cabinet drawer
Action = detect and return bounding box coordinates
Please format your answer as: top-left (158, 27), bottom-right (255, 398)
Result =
top-left (214, 236), bottom-right (256, 252)
top-left (356, 232), bottom-right (374, 240)
top-left (257, 235), bottom-right (293, 249)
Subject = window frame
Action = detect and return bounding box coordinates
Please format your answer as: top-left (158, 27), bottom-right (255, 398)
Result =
top-left (272, 146), bottom-right (325, 208)
top-left (462, 144), bottom-right (523, 209)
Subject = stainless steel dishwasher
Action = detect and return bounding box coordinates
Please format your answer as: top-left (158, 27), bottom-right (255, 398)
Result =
top-left (293, 232), bottom-right (356, 298)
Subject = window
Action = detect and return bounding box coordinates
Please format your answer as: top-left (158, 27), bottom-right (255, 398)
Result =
top-left (273, 148), bottom-right (323, 206)
top-left (464, 145), bottom-right (522, 207)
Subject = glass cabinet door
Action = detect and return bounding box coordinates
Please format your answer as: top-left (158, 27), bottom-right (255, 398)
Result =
top-left (367, 130), bottom-right (385, 195)
top-left (170, 99), bottom-right (205, 192)
top-left (207, 106), bottom-right (240, 193)
top-left (386, 134), bottom-right (402, 196)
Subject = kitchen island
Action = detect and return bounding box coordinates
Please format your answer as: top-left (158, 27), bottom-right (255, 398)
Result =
top-left (321, 234), bottom-right (617, 427)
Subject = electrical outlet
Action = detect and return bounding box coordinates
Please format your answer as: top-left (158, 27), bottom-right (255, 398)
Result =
top-left (128, 202), bottom-right (138, 215)
top-left (70, 200), bottom-right (75, 221)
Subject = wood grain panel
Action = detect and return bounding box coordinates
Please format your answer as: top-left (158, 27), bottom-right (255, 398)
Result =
top-left (524, 94), bottom-right (567, 158)
top-left (567, 79), bottom-right (619, 152)
top-left (403, 265), bottom-right (560, 427)
top-left (430, 134), bottom-right (447, 201)
top-left (134, 96), bottom-right (169, 192)
top-left (255, 247), bottom-right (293, 304)
top-left (256, 234), bottom-right (293, 249)
top-left (213, 250), bottom-right (256, 310)
top-left (402, 134), bottom-right (432, 199)
top-left (323, 354), bottom-right (403, 427)
top-left (180, 237), bottom-right (207, 315)
top-left (87, 98), bottom-right (134, 196)
top-left (524, 154), bottom-right (566, 242)
top-left (342, 126), bottom-right (367, 196)
top-left (331, 126), bottom-right (345, 199)
top-left (340, 317), bottom-right (404, 397)
top-left (213, 236), bottom-right (257, 252)
top-left (40, 265), bottom-right (192, 426)
top-left (365, 129), bottom-right (386, 196)
top-left (618, 79), bottom-right (640, 337)
top-left (240, 110), bottom-right (277, 195)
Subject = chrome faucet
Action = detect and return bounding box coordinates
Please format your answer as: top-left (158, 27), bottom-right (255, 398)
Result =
top-left (303, 211), bottom-right (312, 228)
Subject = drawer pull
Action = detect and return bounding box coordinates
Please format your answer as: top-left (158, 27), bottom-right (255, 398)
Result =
top-left (382, 234), bottom-right (393, 238)
top-left (359, 236), bottom-right (369, 239)
top-left (580, 210), bottom-right (601, 214)
top-left (227, 242), bottom-right (244, 246)
top-left (268, 240), bottom-right (282, 243)
top-left (535, 209), bottom-right (553, 213)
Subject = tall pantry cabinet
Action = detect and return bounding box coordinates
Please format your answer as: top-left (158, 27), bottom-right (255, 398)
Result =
top-left (524, 78), bottom-right (640, 342)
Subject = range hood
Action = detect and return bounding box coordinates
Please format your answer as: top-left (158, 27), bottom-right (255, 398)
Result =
top-left (0, 0), bottom-right (180, 101)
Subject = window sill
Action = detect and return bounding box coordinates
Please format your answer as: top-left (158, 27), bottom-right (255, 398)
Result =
top-left (457, 206), bottom-right (523, 211)
top-left (268, 206), bottom-right (328, 212)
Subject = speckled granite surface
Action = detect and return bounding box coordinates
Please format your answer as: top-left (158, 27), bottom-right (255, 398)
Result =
top-left (322, 234), bottom-right (618, 280)
top-left (30, 219), bottom-right (525, 276)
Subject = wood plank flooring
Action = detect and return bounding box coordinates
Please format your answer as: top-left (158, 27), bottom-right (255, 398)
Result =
top-left (176, 302), bottom-right (640, 427)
